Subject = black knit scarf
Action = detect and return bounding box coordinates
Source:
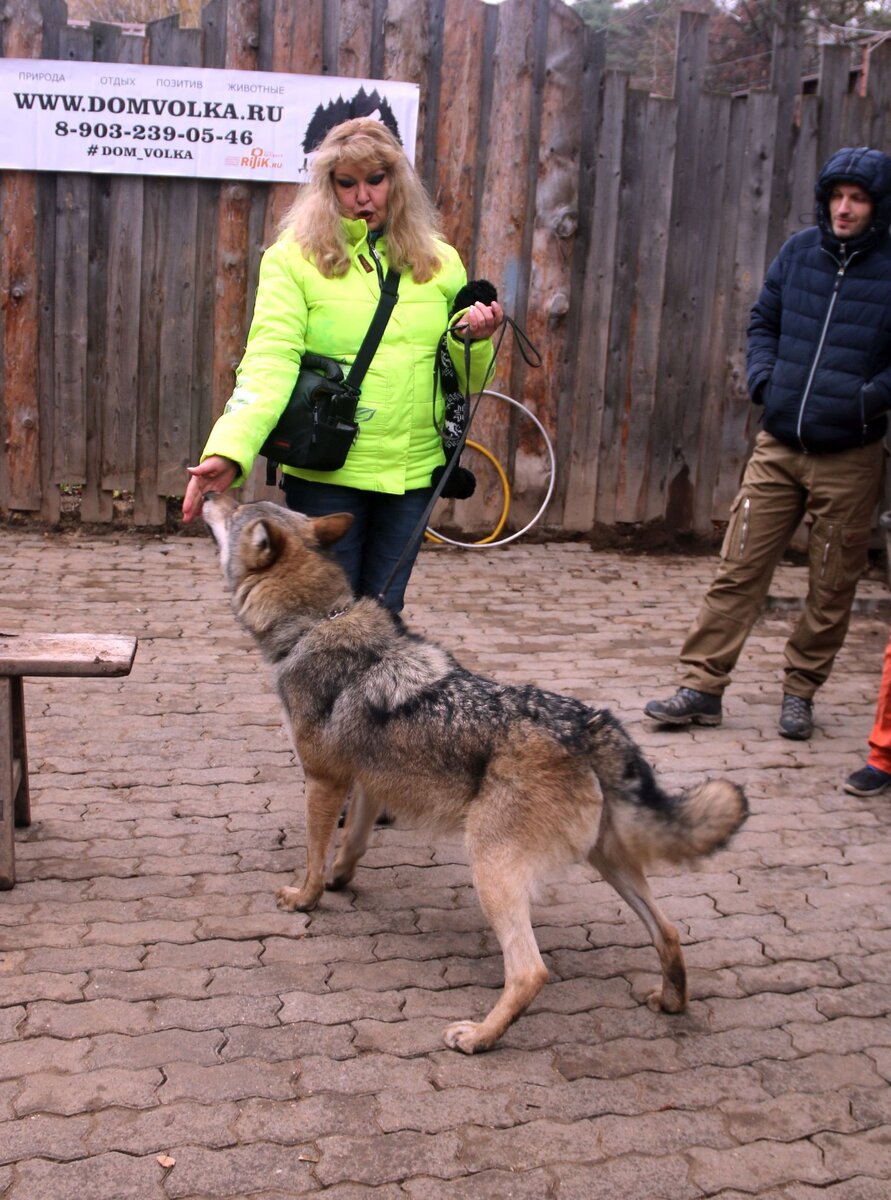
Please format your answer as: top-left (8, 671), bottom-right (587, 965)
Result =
top-left (432, 280), bottom-right (498, 497)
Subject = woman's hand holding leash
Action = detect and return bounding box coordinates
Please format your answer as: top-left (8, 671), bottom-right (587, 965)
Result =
top-left (182, 455), bottom-right (239, 523)
top-left (451, 300), bottom-right (504, 341)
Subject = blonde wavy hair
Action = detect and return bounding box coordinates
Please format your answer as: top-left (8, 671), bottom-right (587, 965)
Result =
top-left (278, 117), bottom-right (443, 282)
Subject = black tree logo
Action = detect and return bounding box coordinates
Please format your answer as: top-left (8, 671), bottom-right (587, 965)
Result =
top-left (302, 87), bottom-right (402, 153)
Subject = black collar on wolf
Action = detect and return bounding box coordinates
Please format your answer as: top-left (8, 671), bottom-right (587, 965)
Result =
top-left (265, 604), bottom-right (352, 662)
top-left (325, 606), bottom-right (351, 621)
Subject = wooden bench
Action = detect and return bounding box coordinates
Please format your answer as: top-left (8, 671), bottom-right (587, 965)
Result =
top-left (0, 633), bottom-right (138, 889)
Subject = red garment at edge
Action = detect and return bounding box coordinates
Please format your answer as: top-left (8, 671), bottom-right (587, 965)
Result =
top-left (867, 632), bottom-right (891, 774)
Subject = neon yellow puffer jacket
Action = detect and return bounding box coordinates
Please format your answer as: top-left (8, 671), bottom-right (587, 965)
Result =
top-left (202, 218), bottom-right (493, 493)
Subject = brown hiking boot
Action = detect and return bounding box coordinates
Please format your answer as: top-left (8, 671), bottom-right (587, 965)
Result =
top-left (778, 693), bottom-right (814, 741)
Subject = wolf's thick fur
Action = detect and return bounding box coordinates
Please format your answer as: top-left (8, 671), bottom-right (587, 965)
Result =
top-left (204, 494), bottom-right (748, 1054)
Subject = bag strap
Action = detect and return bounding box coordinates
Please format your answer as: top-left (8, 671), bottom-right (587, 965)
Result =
top-left (342, 266), bottom-right (401, 393)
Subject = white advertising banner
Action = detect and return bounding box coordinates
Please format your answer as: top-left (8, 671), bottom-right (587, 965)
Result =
top-left (0, 58), bottom-right (419, 182)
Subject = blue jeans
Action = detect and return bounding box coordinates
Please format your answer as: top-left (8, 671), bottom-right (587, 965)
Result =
top-left (281, 476), bottom-right (433, 614)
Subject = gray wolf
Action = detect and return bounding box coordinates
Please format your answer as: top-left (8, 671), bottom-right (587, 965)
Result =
top-left (203, 492), bottom-right (748, 1054)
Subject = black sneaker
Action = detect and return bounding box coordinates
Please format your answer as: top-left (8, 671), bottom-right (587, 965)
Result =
top-left (843, 765), bottom-right (891, 797)
top-left (644, 687), bottom-right (722, 727)
top-left (778, 693), bottom-right (814, 741)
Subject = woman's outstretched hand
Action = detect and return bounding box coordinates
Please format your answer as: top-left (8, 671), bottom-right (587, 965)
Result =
top-left (182, 455), bottom-right (238, 523)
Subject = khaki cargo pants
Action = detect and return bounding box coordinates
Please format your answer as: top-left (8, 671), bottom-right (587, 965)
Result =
top-left (680, 430), bottom-right (885, 700)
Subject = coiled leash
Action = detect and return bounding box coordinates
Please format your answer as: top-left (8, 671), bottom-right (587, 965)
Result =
top-left (376, 292), bottom-right (542, 606)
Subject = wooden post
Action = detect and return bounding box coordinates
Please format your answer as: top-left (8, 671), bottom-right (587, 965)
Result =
top-left (0, 0), bottom-right (44, 515)
top-left (205, 0), bottom-right (264, 503)
top-left (561, 69), bottom-right (627, 532)
top-left (766, 0), bottom-right (803, 263)
top-left (423, 0), bottom-right (488, 536)
top-left (259, 0), bottom-right (324, 243)
top-left (552, 23), bottom-right (604, 527)
top-left (613, 93), bottom-right (677, 526)
top-left (87, 22), bottom-right (146, 521)
top-left (866, 37), bottom-right (891, 150)
top-left (460, 0), bottom-right (536, 535)
top-left (516, 0), bottom-right (589, 528)
top-left (647, 9), bottom-right (713, 534)
top-left (817, 43), bottom-right (853, 169)
top-left (131, 15), bottom-right (201, 524)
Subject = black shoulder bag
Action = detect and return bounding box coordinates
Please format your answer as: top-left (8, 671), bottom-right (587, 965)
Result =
top-left (261, 266), bottom-right (400, 484)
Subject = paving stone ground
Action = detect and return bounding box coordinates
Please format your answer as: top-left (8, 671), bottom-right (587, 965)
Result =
top-left (1, 523), bottom-right (890, 1200)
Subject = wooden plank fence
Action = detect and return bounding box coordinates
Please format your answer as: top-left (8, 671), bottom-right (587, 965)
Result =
top-left (1, 0), bottom-right (890, 536)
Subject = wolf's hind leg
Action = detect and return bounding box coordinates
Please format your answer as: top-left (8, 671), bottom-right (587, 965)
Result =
top-left (589, 827), bottom-right (687, 1013)
top-left (329, 783), bottom-right (378, 890)
top-left (277, 775), bottom-right (349, 912)
top-left (443, 849), bottom-right (548, 1055)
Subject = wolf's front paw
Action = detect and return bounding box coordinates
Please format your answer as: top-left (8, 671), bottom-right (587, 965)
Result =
top-left (443, 1020), bottom-right (492, 1055)
top-left (276, 885), bottom-right (320, 912)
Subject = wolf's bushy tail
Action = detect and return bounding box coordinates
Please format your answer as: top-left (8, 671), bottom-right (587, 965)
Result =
top-left (616, 777), bottom-right (748, 865)
top-left (586, 709), bottom-right (748, 865)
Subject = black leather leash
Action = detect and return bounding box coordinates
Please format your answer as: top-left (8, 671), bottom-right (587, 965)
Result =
top-left (376, 313), bottom-right (542, 605)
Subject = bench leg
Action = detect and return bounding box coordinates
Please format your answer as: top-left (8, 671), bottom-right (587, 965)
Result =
top-left (11, 678), bottom-right (31, 828)
top-left (0, 678), bottom-right (16, 889)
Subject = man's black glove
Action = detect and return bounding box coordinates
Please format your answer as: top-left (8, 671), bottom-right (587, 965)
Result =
top-left (450, 279), bottom-right (498, 318)
top-left (431, 463), bottom-right (476, 499)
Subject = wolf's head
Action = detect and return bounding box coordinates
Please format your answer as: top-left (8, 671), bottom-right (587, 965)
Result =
top-left (203, 493), bottom-right (354, 642)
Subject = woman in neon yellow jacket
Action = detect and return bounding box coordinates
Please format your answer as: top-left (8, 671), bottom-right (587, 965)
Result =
top-left (183, 118), bottom-right (502, 612)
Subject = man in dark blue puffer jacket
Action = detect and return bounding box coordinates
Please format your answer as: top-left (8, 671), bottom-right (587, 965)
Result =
top-left (646, 146), bottom-right (891, 742)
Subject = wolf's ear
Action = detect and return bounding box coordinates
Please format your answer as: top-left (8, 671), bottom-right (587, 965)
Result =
top-left (248, 518), bottom-right (282, 569)
top-left (312, 512), bottom-right (353, 547)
